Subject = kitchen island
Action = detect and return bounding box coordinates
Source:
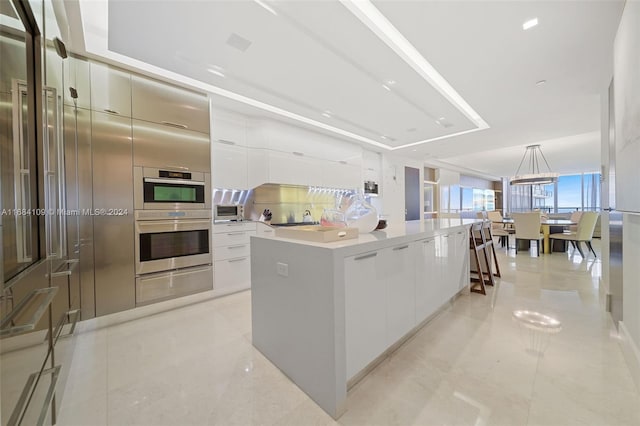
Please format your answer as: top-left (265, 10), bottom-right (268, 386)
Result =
top-left (250, 219), bottom-right (474, 419)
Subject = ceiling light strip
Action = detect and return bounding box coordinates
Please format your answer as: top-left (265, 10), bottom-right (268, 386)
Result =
top-left (254, 0), bottom-right (278, 16)
top-left (341, 0), bottom-right (489, 130)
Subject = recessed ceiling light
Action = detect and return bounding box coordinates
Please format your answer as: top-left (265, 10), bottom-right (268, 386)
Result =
top-left (412, 149), bottom-right (417, 152)
top-left (536, 79), bottom-right (547, 86)
top-left (321, 111), bottom-right (332, 118)
top-left (522, 18), bottom-right (539, 30)
top-left (382, 84), bottom-right (391, 91)
top-left (254, 0), bottom-right (277, 16)
top-left (381, 135), bottom-right (388, 140)
top-left (386, 80), bottom-right (396, 85)
top-left (207, 67), bottom-right (225, 78)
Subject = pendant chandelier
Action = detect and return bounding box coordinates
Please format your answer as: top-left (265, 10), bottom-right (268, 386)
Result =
top-left (510, 144), bottom-right (559, 185)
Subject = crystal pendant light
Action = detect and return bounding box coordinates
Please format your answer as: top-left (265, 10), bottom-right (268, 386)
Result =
top-left (510, 144), bottom-right (559, 185)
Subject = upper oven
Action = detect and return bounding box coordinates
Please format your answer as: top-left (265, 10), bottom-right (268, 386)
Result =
top-left (134, 210), bottom-right (212, 276)
top-left (134, 166), bottom-right (211, 210)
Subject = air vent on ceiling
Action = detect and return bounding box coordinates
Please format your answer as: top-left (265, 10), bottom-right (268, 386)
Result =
top-left (226, 33), bottom-right (253, 52)
top-left (436, 118), bottom-right (454, 128)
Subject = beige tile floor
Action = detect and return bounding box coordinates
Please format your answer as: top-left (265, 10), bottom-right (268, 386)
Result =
top-left (58, 240), bottom-right (640, 425)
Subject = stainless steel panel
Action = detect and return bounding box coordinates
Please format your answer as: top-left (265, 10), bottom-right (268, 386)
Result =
top-left (45, 46), bottom-right (63, 97)
top-left (136, 265), bottom-right (213, 306)
top-left (0, 33), bottom-right (27, 93)
top-left (62, 106), bottom-right (81, 312)
top-left (608, 80), bottom-right (623, 326)
top-left (132, 119), bottom-right (210, 172)
top-left (91, 111), bottom-right (135, 316)
top-left (90, 62), bottom-right (131, 117)
top-left (134, 218), bottom-right (212, 275)
top-left (609, 212), bottom-right (623, 324)
top-left (64, 105), bottom-right (94, 318)
top-left (131, 75), bottom-right (209, 134)
top-left (63, 56), bottom-right (90, 109)
top-left (94, 215), bottom-right (135, 316)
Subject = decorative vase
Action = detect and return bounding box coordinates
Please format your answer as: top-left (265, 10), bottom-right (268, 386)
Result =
top-left (320, 209), bottom-right (347, 227)
top-left (344, 191), bottom-right (378, 233)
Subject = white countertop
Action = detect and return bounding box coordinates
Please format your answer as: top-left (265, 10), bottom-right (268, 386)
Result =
top-left (252, 218), bottom-right (477, 255)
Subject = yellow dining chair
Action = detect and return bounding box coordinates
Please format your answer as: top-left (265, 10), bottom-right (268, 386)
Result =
top-left (512, 212), bottom-right (543, 256)
top-left (550, 211), bottom-right (599, 258)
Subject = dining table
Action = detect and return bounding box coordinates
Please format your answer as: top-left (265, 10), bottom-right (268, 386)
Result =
top-left (499, 218), bottom-right (577, 254)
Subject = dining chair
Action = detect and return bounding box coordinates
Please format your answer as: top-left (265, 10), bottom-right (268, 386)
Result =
top-left (486, 210), bottom-right (513, 247)
top-left (550, 211), bottom-right (599, 258)
top-left (512, 212), bottom-right (543, 256)
top-left (476, 211), bottom-right (487, 220)
top-left (565, 211), bottom-right (582, 234)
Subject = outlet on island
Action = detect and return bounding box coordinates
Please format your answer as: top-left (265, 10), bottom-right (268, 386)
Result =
top-left (276, 262), bottom-right (289, 277)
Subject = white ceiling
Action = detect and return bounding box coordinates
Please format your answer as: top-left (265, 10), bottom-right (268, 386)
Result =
top-left (71, 0), bottom-right (623, 178)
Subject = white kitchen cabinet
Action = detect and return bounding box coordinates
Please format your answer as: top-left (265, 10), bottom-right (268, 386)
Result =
top-left (438, 234), bottom-right (455, 306)
top-left (268, 151), bottom-right (323, 186)
top-left (247, 147), bottom-right (269, 188)
top-left (363, 150), bottom-right (382, 184)
top-left (381, 244), bottom-right (416, 346)
top-left (452, 229), bottom-right (469, 291)
top-left (215, 257), bottom-right (251, 290)
top-left (322, 160), bottom-right (361, 190)
top-left (415, 237), bottom-right (440, 324)
top-left (211, 141), bottom-right (248, 189)
top-left (345, 251), bottom-right (386, 380)
top-left (212, 116), bottom-right (247, 146)
top-left (213, 223), bottom-right (256, 292)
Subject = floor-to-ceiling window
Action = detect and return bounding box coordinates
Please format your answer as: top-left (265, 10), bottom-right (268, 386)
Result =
top-left (508, 172), bottom-right (601, 214)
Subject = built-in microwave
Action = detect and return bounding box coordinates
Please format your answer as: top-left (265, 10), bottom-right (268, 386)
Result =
top-left (364, 180), bottom-right (379, 195)
top-left (214, 204), bottom-right (244, 222)
top-left (134, 166), bottom-right (211, 210)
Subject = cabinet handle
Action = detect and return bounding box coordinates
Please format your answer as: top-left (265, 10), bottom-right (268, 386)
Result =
top-left (228, 245), bottom-right (246, 249)
top-left (229, 257), bottom-right (248, 263)
top-left (218, 139), bottom-right (236, 146)
top-left (103, 108), bottom-right (120, 115)
top-left (393, 245), bottom-right (409, 251)
top-left (422, 239), bottom-right (434, 244)
top-left (292, 151), bottom-right (304, 157)
top-left (161, 121), bottom-right (188, 129)
top-left (339, 160), bottom-right (348, 165)
top-left (227, 232), bottom-right (245, 236)
top-left (354, 252), bottom-right (377, 261)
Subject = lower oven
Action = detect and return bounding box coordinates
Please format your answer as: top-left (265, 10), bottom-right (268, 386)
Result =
top-left (134, 210), bottom-right (213, 305)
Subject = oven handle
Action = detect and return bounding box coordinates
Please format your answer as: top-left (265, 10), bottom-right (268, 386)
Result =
top-left (144, 177), bottom-right (206, 186)
top-left (135, 220), bottom-right (211, 233)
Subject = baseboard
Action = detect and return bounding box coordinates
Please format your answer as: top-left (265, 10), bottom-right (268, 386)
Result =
top-left (618, 321), bottom-right (640, 392)
top-left (80, 286), bottom-right (252, 332)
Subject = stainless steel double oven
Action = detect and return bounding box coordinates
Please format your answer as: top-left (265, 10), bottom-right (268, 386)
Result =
top-left (133, 166), bottom-right (213, 305)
